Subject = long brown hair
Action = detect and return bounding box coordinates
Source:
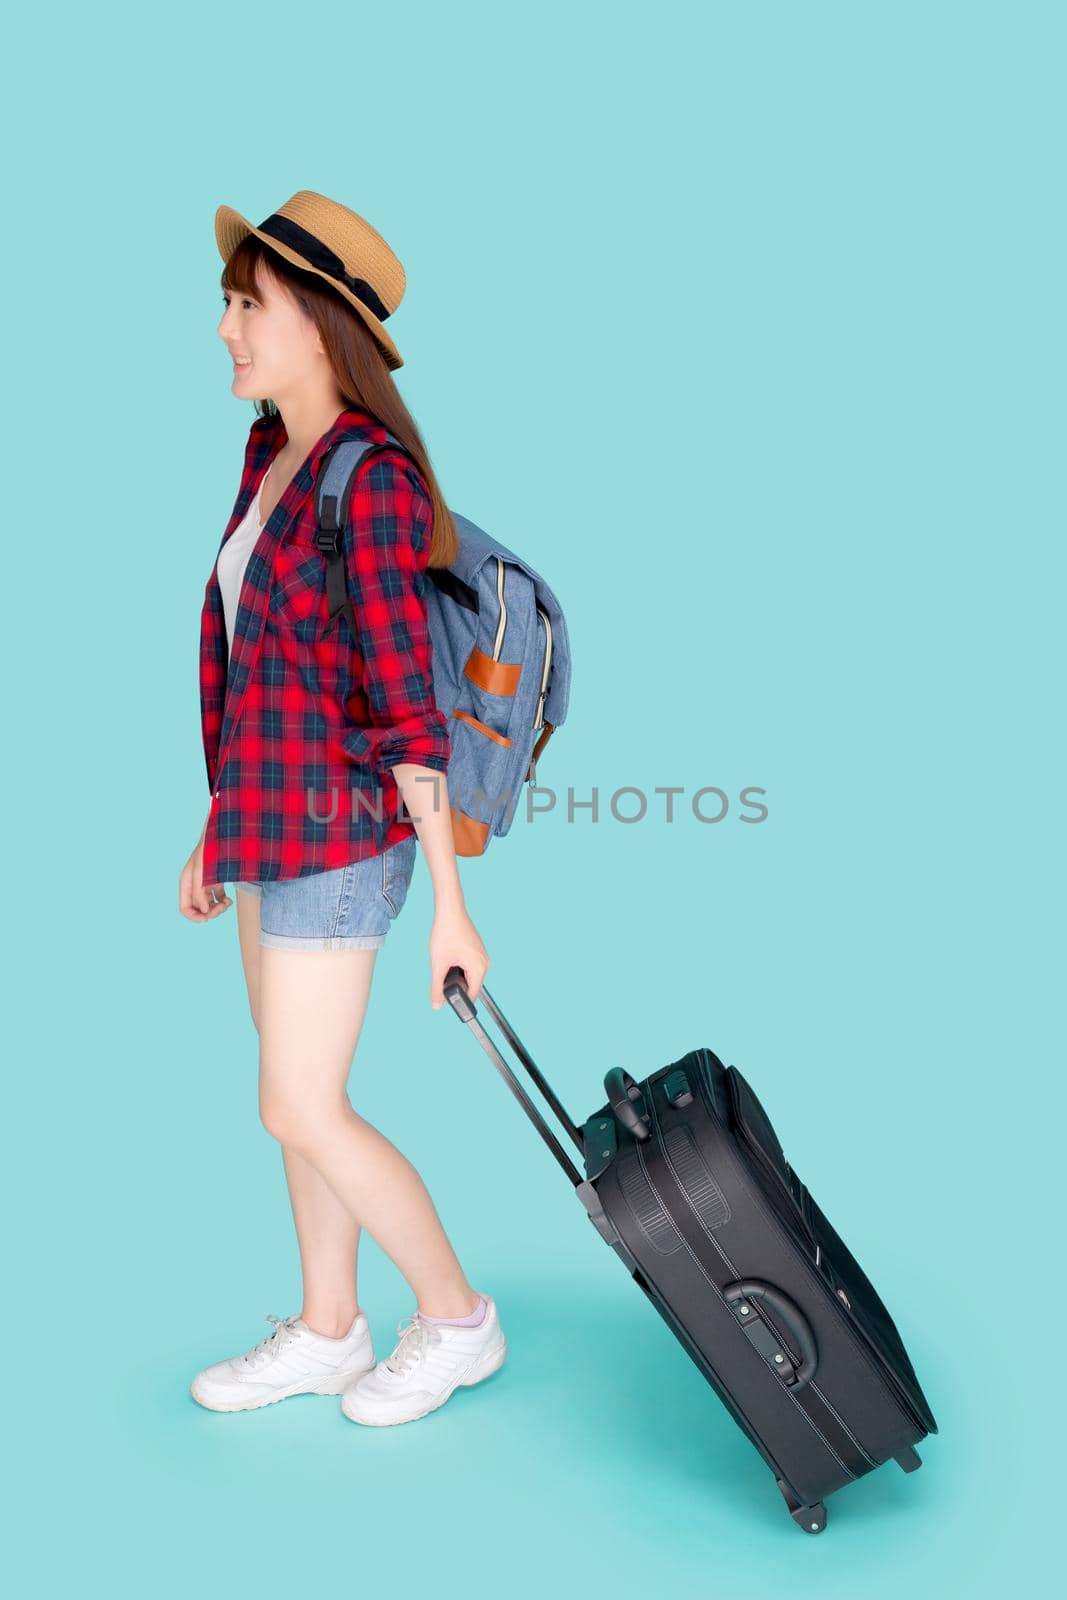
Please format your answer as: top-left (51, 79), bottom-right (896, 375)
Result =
top-left (221, 233), bottom-right (458, 568)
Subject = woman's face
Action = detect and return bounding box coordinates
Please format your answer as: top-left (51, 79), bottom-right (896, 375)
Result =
top-left (218, 257), bottom-right (324, 403)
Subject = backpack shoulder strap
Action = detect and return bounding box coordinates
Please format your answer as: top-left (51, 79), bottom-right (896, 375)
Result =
top-left (314, 433), bottom-right (409, 636)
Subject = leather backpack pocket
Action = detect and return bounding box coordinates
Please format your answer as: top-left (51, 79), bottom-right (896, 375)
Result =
top-left (447, 708), bottom-right (518, 829)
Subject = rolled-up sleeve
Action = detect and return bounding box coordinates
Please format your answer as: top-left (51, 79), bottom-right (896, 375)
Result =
top-left (340, 451), bottom-right (451, 778)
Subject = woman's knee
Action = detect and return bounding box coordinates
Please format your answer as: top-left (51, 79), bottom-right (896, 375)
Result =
top-left (259, 1087), bottom-right (348, 1149)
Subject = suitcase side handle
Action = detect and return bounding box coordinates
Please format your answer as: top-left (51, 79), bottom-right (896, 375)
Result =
top-left (604, 1067), bottom-right (652, 1142)
top-left (723, 1279), bottom-right (819, 1389)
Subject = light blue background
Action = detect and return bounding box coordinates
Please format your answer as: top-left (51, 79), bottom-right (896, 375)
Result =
top-left (7, 1), bottom-right (1060, 1593)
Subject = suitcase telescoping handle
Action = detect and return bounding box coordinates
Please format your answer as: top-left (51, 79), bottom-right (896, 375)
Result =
top-left (443, 966), bottom-right (586, 1187)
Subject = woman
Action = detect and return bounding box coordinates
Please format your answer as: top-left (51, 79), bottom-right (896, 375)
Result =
top-left (179, 191), bottom-right (504, 1427)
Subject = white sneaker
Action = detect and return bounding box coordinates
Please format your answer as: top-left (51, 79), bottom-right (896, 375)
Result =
top-left (341, 1295), bottom-right (507, 1427)
top-left (191, 1311), bottom-right (376, 1412)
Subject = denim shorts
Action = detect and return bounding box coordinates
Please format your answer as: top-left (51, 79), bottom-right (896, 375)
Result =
top-left (234, 836), bottom-right (418, 951)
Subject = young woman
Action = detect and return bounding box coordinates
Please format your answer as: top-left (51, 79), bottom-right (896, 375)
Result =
top-left (179, 191), bottom-right (505, 1427)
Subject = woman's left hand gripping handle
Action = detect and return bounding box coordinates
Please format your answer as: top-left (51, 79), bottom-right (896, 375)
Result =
top-left (430, 906), bottom-right (489, 1008)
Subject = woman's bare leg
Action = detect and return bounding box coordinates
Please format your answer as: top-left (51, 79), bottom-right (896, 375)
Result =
top-left (236, 892), bottom-right (364, 1336)
top-left (256, 941), bottom-right (480, 1319)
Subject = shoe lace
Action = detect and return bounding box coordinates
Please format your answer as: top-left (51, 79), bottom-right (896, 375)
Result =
top-left (241, 1313), bottom-right (301, 1370)
top-left (384, 1313), bottom-right (441, 1377)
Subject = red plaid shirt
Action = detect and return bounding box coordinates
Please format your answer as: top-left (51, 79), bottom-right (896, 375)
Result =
top-left (198, 406), bottom-right (451, 885)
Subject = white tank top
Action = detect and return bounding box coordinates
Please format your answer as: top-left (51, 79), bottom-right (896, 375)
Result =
top-left (217, 464), bottom-right (273, 659)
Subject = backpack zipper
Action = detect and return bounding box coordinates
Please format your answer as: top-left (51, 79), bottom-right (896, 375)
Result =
top-left (534, 604), bottom-right (552, 728)
top-left (527, 605), bottom-right (554, 784)
top-left (485, 559), bottom-right (554, 782)
top-left (489, 560), bottom-right (553, 726)
top-left (492, 558), bottom-right (507, 658)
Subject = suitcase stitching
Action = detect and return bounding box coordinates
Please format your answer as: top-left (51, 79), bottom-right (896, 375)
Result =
top-left (651, 1094), bottom-right (879, 1469)
top-left (635, 1121), bottom-right (855, 1480)
top-left (646, 1136), bottom-right (857, 1478)
top-left (662, 1125), bottom-right (731, 1229)
top-left (615, 1151), bottom-right (686, 1254)
top-left (693, 1058), bottom-right (912, 1445)
top-left (798, 1381), bottom-right (877, 1465)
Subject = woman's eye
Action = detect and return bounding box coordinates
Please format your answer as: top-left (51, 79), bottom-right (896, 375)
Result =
top-left (221, 295), bottom-right (256, 309)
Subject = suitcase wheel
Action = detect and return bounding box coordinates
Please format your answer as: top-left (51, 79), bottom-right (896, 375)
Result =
top-left (776, 1478), bottom-right (827, 1534)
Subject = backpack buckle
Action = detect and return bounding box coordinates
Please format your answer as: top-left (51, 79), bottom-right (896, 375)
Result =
top-left (314, 527), bottom-right (342, 555)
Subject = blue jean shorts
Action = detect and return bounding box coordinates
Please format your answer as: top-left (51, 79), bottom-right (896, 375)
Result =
top-left (234, 836), bottom-right (418, 951)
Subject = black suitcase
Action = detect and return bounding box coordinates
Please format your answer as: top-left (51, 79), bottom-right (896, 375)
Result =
top-left (443, 967), bottom-right (938, 1534)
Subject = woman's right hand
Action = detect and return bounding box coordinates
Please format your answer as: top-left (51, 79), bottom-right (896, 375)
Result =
top-left (180, 815), bottom-right (232, 921)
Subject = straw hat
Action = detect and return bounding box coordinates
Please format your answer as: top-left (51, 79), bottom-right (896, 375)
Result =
top-left (215, 190), bottom-right (406, 370)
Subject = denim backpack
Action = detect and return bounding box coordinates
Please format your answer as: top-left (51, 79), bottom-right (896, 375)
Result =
top-left (315, 434), bottom-right (571, 856)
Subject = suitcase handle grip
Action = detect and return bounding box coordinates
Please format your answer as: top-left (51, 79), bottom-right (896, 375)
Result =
top-left (723, 1280), bottom-right (819, 1389)
top-left (604, 1067), bottom-right (652, 1142)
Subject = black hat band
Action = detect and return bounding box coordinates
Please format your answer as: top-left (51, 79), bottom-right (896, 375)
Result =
top-left (256, 213), bottom-right (392, 322)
